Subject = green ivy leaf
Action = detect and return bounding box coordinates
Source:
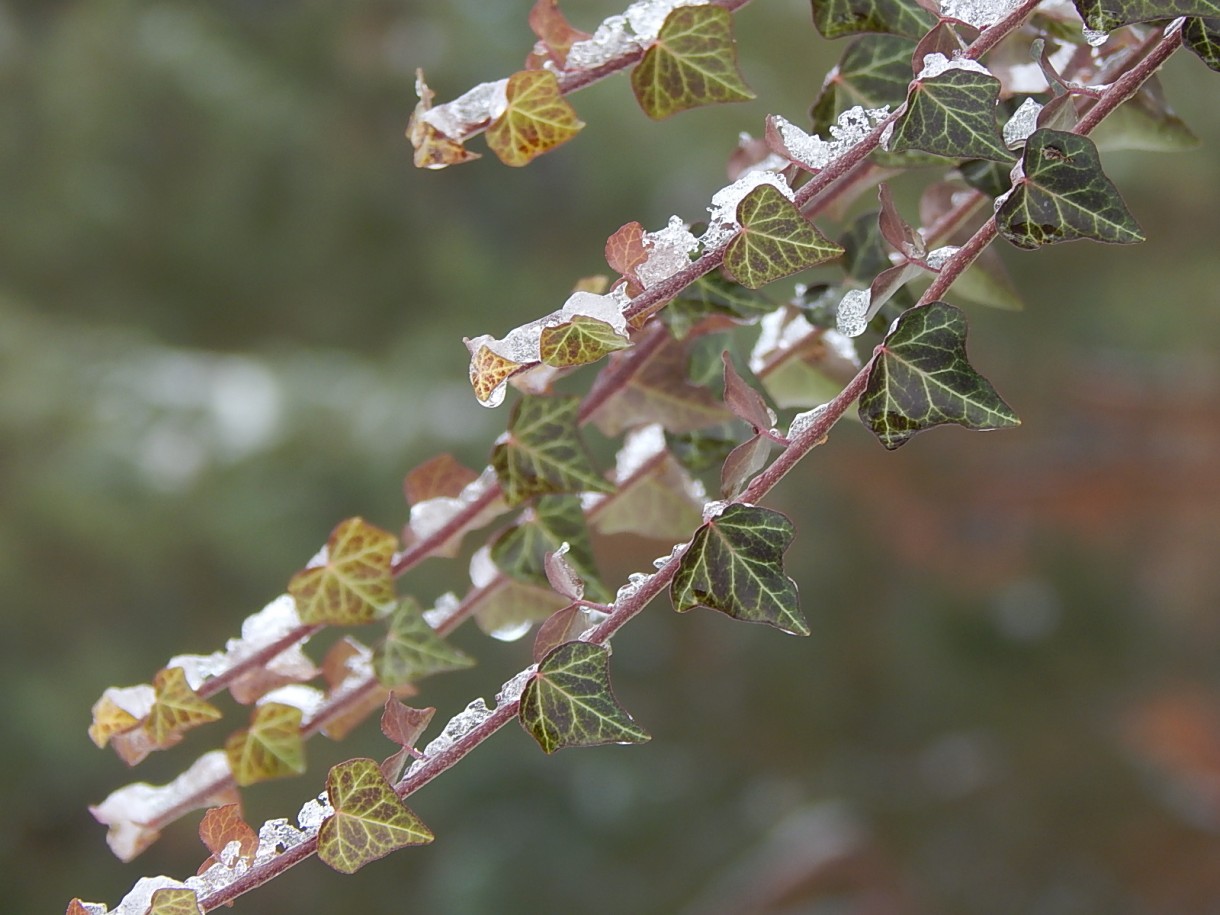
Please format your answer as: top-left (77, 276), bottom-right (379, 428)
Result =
top-left (519, 641), bottom-right (651, 753)
top-left (811, 35), bottom-right (916, 133)
top-left (146, 888), bottom-right (202, 915)
top-left (539, 315), bottom-right (631, 368)
top-left (142, 666), bottom-right (222, 750)
top-left (839, 210), bottom-right (891, 283)
top-left (490, 495), bottom-right (609, 601)
top-left (890, 69), bottom-right (1014, 162)
top-left (1073, 0), bottom-right (1220, 32)
top-left (811, 0), bottom-right (937, 39)
top-left (1091, 79), bottom-right (1200, 154)
top-left (631, 6), bottom-right (755, 120)
top-left (958, 158), bottom-right (1012, 198)
top-left (288, 517), bottom-right (399, 625)
top-left (225, 702), bottom-right (306, 787)
top-left (373, 598), bottom-right (475, 687)
top-left (318, 758), bottom-right (434, 874)
top-left (671, 503), bottom-right (808, 636)
top-left (996, 129), bottom-right (1144, 249)
top-left (491, 395), bottom-right (613, 506)
top-left (485, 69), bottom-right (584, 167)
top-left (859, 301), bottom-right (1020, 450)
top-left (723, 185), bottom-right (843, 290)
top-left (1184, 17), bottom-right (1220, 70)
top-left (666, 272), bottom-right (775, 338)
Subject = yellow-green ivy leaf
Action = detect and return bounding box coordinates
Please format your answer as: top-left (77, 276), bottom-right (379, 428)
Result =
top-left (723, 185), bottom-right (843, 289)
top-left (318, 757), bottom-right (434, 874)
top-left (143, 667), bottom-right (222, 750)
top-left (539, 315), bottom-right (631, 368)
top-left (859, 301), bottom-right (1021, 449)
top-left (491, 395), bottom-right (613, 506)
top-left (288, 517), bottom-right (398, 625)
top-left (145, 888), bottom-right (202, 915)
top-left (372, 598), bottom-right (474, 687)
top-left (225, 702), bottom-right (306, 787)
top-left (631, 6), bottom-right (754, 120)
top-left (486, 69), bottom-right (584, 167)
top-left (519, 641), bottom-right (651, 753)
top-left (671, 504), bottom-right (808, 636)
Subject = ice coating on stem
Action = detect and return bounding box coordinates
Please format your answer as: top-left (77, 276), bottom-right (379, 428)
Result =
top-left (835, 289), bottom-right (873, 338)
top-left (917, 53), bottom-right (992, 80)
top-left (769, 107), bottom-right (891, 173)
top-left (419, 79), bottom-right (509, 140)
top-left (700, 171), bottom-right (795, 251)
top-left (406, 467), bottom-right (499, 546)
top-left (252, 816), bottom-right (309, 864)
top-left (924, 246), bottom-right (961, 271)
top-left (422, 591), bottom-right (461, 629)
top-left (566, 0), bottom-right (710, 71)
top-left (1003, 98), bottom-right (1043, 146)
top-left (421, 698), bottom-right (495, 759)
top-left (702, 500), bottom-right (730, 521)
top-left (638, 216), bottom-right (700, 287)
top-left (788, 403), bottom-right (831, 441)
top-left (497, 665), bottom-right (538, 704)
top-left (939, 0), bottom-right (1020, 27)
top-left (296, 791), bottom-right (334, 832)
top-left (109, 876), bottom-right (192, 915)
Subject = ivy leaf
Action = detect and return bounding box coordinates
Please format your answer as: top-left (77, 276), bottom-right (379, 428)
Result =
top-left (225, 702), bottom-right (306, 786)
top-left (671, 504), bottom-right (808, 636)
top-left (590, 434), bottom-right (705, 540)
top-left (539, 315), bottom-right (632, 368)
top-left (811, 0), bottom-right (938, 39)
top-left (1184, 17), bottom-right (1220, 71)
top-left (146, 888), bottom-right (202, 915)
top-left (720, 434), bottom-right (773, 498)
top-left (1072, 0), bottom-right (1220, 32)
top-left (890, 69), bottom-right (1014, 162)
top-left (469, 573), bottom-right (569, 641)
top-left (527, 0), bottom-right (590, 69)
top-left (723, 185), bottom-right (844, 289)
top-left (996, 129), bottom-right (1144, 249)
top-left (519, 641), bottom-right (651, 753)
top-left (491, 395), bottom-right (612, 505)
top-left (288, 517), bottom-right (398, 625)
top-left (197, 804), bottom-right (258, 874)
top-left (631, 6), bottom-right (755, 120)
top-left (958, 158), bottom-right (1012, 198)
top-left (379, 699), bottom-right (435, 783)
top-left (403, 453), bottom-right (478, 506)
top-left (373, 598), bottom-right (475, 687)
top-left (1091, 79), bottom-right (1200, 154)
top-left (318, 758), bottom-right (434, 874)
top-left (89, 694), bottom-right (141, 749)
top-left (665, 272), bottom-right (775, 338)
top-left (468, 343), bottom-right (527, 407)
top-left (605, 221), bottom-right (648, 295)
top-left (143, 667), bottom-right (222, 750)
top-left (490, 494), bottom-right (608, 601)
top-left (859, 301), bottom-right (1020, 449)
top-left (486, 70), bottom-right (584, 167)
top-left (812, 35), bottom-right (917, 134)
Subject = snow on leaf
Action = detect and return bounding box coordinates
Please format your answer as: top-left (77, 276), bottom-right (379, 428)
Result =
top-left (402, 467), bottom-right (507, 560)
top-left (146, 888), bottom-right (202, 915)
top-left (1072, 0), bottom-right (1220, 32)
top-left (486, 69), bottom-right (584, 167)
top-left (403, 454), bottom-right (478, 506)
top-left (751, 307), bottom-right (861, 409)
top-left (406, 71), bottom-right (482, 170)
top-left (90, 692), bottom-right (143, 749)
top-left (225, 702), bottom-right (306, 787)
top-left (491, 395), bottom-right (612, 505)
top-left (811, 0), bottom-right (938, 38)
top-left (528, 0), bottom-right (592, 68)
top-left (519, 641), bottom-right (651, 753)
top-left (197, 804), bottom-right (258, 875)
top-left (491, 495), bottom-right (608, 600)
top-left (91, 751), bottom-right (237, 862)
top-left (811, 35), bottom-right (915, 135)
top-left (288, 517), bottom-right (398, 625)
top-left (539, 315), bottom-right (632, 368)
top-left (940, 0), bottom-right (1019, 27)
top-left (631, 5), bottom-right (754, 119)
top-left (318, 758), bottom-right (434, 874)
top-left (143, 667), bottom-right (222, 752)
top-left (890, 65), bottom-right (1014, 162)
top-left (995, 129), bottom-right (1144, 249)
top-left (722, 184), bottom-right (844, 289)
top-left (859, 301), bottom-right (1020, 449)
top-left (671, 503), bottom-right (808, 635)
top-left (1184, 17), bottom-right (1220, 70)
top-left (589, 331), bottom-right (732, 435)
top-left (767, 108), bottom-right (892, 174)
top-left (372, 598), bottom-right (475, 688)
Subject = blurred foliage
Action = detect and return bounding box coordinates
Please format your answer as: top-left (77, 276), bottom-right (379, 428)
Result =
top-left (2, 0), bottom-right (1220, 912)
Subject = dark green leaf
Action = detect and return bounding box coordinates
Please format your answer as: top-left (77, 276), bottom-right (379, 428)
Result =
top-left (723, 185), bottom-right (844, 289)
top-left (519, 642), bottom-right (651, 753)
top-left (859, 301), bottom-right (1020, 449)
top-left (1090, 79), bottom-right (1200, 153)
top-left (811, 0), bottom-right (938, 39)
top-left (491, 395), bottom-right (613, 505)
top-left (1184, 17), bottom-right (1220, 71)
top-left (373, 598), bottom-right (475, 687)
top-left (890, 68), bottom-right (1014, 162)
top-left (671, 503), bottom-right (808, 636)
top-left (318, 758), bottom-right (433, 874)
top-left (666, 272), bottom-right (775, 338)
top-left (490, 495), bottom-right (608, 601)
top-left (1072, 0), bottom-right (1220, 32)
top-left (631, 6), bottom-right (754, 120)
top-left (812, 35), bottom-right (917, 133)
top-left (839, 210), bottom-right (891, 283)
top-left (666, 429), bottom-right (738, 473)
top-left (996, 129), bottom-right (1144, 249)
top-left (958, 158), bottom-right (1012, 197)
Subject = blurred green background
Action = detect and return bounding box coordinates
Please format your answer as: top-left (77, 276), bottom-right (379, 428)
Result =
top-left (4, 0), bottom-right (1220, 912)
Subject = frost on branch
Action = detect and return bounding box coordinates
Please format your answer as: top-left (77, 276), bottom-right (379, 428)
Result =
top-left (766, 107), bottom-right (892, 174)
top-left (938, 0), bottom-right (1022, 26)
top-left (567, 0), bottom-right (713, 72)
top-left (402, 466), bottom-right (506, 560)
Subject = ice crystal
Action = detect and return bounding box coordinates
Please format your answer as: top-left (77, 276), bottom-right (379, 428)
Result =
top-left (1083, 26), bottom-right (1109, 47)
top-left (253, 817), bottom-right (308, 864)
top-left (110, 876), bottom-right (190, 915)
top-left (637, 216), bottom-right (700, 287)
top-left (702, 500), bottom-right (730, 521)
top-left (1003, 98), bottom-right (1043, 147)
top-left (699, 171), bottom-right (794, 251)
top-left (770, 107), bottom-right (891, 172)
top-left (420, 79), bottom-right (508, 140)
top-left (422, 698), bottom-right (495, 758)
top-left (497, 666), bottom-right (538, 705)
top-left (422, 591), bottom-right (461, 629)
top-left (261, 684), bottom-right (325, 721)
top-left (185, 844), bottom-right (250, 899)
top-left (924, 246), bottom-right (961, 271)
top-left (566, 0), bottom-right (709, 71)
top-left (917, 53), bottom-right (992, 81)
top-left (835, 289), bottom-right (873, 338)
top-left (787, 403), bottom-right (831, 441)
top-left (939, 0), bottom-right (1019, 27)
top-left (296, 792), bottom-right (334, 832)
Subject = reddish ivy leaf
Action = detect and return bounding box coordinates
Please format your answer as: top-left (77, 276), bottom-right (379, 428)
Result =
top-left (65, 902), bottom-right (92, 915)
top-left (225, 702), bottom-right (307, 787)
top-left (146, 888), bottom-right (202, 915)
top-left (605, 221), bottom-right (648, 295)
top-left (533, 604), bottom-right (596, 662)
top-left (288, 517), bottom-right (398, 625)
top-left (631, 6), bottom-right (755, 120)
top-left (404, 453), bottom-right (478, 506)
top-left (721, 351), bottom-right (774, 431)
top-left (539, 315), bottom-right (632, 368)
top-left (197, 803), bottom-right (258, 874)
top-left (723, 185), bottom-right (843, 289)
top-left (143, 667), bottom-right (222, 751)
top-left (486, 70), bottom-right (585, 167)
top-left (720, 433), bottom-right (773, 498)
top-left (528, 0), bottom-right (591, 68)
top-left (379, 698), bottom-right (435, 783)
top-left (544, 543), bottom-right (585, 602)
top-left (406, 71), bottom-right (482, 170)
top-left (319, 758), bottom-right (434, 874)
top-left (468, 342), bottom-right (527, 407)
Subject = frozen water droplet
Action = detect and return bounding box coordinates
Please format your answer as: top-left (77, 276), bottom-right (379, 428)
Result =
top-left (924, 246), bottom-right (960, 272)
top-left (1003, 98), bottom-right (1043, 147)
top-left (702, 500), bottom-right (729, 521)
top-left (787, 404), bottom-right (830, 441)
top-left (939, 0), bottom-right (1019, 27)
top-left (1083, 26), bottom-right (1108, 46)
top-left (497, 666), bottom-right (537, 705)
top-left (835, 289), bottom-right (872, 338)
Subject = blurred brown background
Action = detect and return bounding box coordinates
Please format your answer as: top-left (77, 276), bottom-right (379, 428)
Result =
top-left (3, 0), bottom-right (1220, 912)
